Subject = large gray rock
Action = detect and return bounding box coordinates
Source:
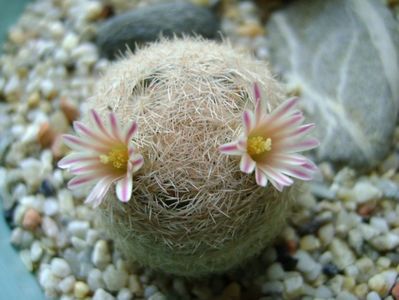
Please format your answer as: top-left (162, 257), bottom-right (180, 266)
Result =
top-left (96, 2), bottom-right (220, 59)
top-left (267, 0), bottom-right (399, 168)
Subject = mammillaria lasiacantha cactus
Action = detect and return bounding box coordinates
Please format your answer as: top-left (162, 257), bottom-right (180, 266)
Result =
top-left (59, 38), bottom-right (318, 276)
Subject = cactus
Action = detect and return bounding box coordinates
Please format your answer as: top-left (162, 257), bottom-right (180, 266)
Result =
top-left (87, 38), bottom-right (299, 276)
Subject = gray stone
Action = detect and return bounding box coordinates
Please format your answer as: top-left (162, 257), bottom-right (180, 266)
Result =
top-left (267, 0), bottom-right (399, 168)
top-left (96, 2), bottom-right (220, 59)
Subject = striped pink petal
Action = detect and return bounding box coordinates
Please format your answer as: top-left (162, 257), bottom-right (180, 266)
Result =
top-left (272, 153), bottom-right (309, 166)
top-left (276, 123), bottom-right (315, 140)
top-left (268, 97), bottom-right (298, 122)
top-left (109, 112), bottom-right (122, 141)
top-left (67, 174), bottom-right (99, 189)
top-left (242, 110), bottom-right (255, 134)
top-left (240, 154), bottom-right (256, 174)
top-left (90, 109), bottom-right (112, 138)
top-left (63, 134), bottom-right (109, 153)
top-left (73, 121), bottom-right (114, 146)
top-left (85, 177), bottom-right (113, 207)
top-left (219, 142), bottom-right (243, 155)
top-left (284, 138), bottom-right (320, 153)
top-left (130, 155), bottom-right (144, 172)
top-left (255, 168), bottom-right (268, 187)
top-left (261, 166), bottom-right (294, 186)
top-left (116, 175), bottom-right (133, 202)
top-left (124, 121), bottom-right (138, 144)
top-left (268, 177), bottom-right (283, 192)
top-left (280, 166), bottom-right (314, 181)
top-left (58, 153), bottom-right (98, 169)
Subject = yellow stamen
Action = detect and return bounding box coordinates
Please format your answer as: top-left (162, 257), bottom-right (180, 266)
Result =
top-left (100, 146), bottom-right (128, 169)
top-left (247, 136), bottom-right (272, 156)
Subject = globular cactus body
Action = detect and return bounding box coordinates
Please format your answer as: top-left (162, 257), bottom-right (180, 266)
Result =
top-left (90, 39), bottom-right (296, 276)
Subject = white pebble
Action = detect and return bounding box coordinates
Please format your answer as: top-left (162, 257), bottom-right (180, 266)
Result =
top-left (30, 241), bottom-right (43, 262)
top-left (294, 250), bottom-right (322, 281)
top-left (42, 216), bottom-right (59, 238)
top-left (261, 281), bottom-right (284, 294)
top-left (51, 258), bottom-right (71, 278)
top-left (58, 276), bottom-right (75, 293)
top-left (318, 223), bottom-right (335, 245)
top-left (43, 199), bottom-right (59, 216)
top-left (315, 286), bottom-right (333, 298)
top-left (283, 272), bottom-right (304, 298)
top-left (367, 291), bottom-right (382, 300)
top-left (20, 249), bottom-right (33, 271)
top-left (4, 75), bottom-right (20, 95)
top-left (353, 181), bottom-right (382, 203)
top-left (93, 288), bottom-right (115, 300)
top-left (74, 281), bottom-right (90, 298)
top-left (368, 270), bottom-right (397, 296)
top-left (58, 189), bottom-right (75, 215)
top-left (371, 233), bottom-right (399, 251)
top-left (148, 292), bottom-right (167, 300)
top-left (265, 262), bottom-right (285, 280)
top-left (117, 288), bottom-right (133, 300)
top-left (87, 268), bottom-right (105, 290)
top-left (62, 32), bottom-right (79, 51)
top-left (370, 217), bottom-right (389, 233)
top-left (40, 79), bottom-right (56, 98)
top-left (329, 238), bottom-right (355, 269)
top-left (39, 267), bottom-right (60, 291)
top-left (92, 240), bottom-right (111, 269)
top-left (103, 264), bottom-right (128, 292)
top-left (67, 220), bottom-right (89, 239)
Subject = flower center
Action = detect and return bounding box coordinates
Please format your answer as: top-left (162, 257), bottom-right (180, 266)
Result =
top-left (247, 136), bottom-right (272, 156)
top-left (100, 146), bottom-right (128, 170)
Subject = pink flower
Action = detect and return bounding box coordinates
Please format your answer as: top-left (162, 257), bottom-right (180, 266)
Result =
top-left (219, 83), bottom-right (319, 191)
top-left (58, 110), bottom-right (144, 207)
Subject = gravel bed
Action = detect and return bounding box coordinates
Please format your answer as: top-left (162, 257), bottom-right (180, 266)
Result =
top-left (1, 0), bottom-right (399, 299)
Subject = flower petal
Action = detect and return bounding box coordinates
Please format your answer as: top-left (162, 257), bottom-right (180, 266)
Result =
top-left (57, 153), bottom-right (98, 169)
top-left (67, 174), bottom-right (99, 189)
top-left (219, 141), bottom-right (244, 155)
top-left (63, 134), bottom-right (108, 153)
top-left (269, 97), bottom-right (298, 121)
top-left (276, 123), bottom-right (315, 140)
top-left (124, 121), bottom-right (138, 144)
top-left (255, 168), bottom-right (268, 187)
top-left (281, 166), bottom-right (314, 181)
top-left (284, 138), bottom-right (320, 153)
top-left (90, 109), bottom-right (112, 138)
top-left (240, 154), bottom-right (256, 174)
top-left (85, 177), bottom-right (113, 207)
top-left (109, 112), bottom-right (122, 141)
top-left (242, 110), bottom-right (255, 134)
top-left (261, 166), bottom-right (294, 186)
top-left (268, 177), bottom-right (284, 192)
top-left (116, 175), bottom-right (133, 202)
top-left (73, 121), bottom-right (114, 146)
top-left (130, 154), bottom-right (144, 172)
top-left (272, 153), bottom-right (309, 166)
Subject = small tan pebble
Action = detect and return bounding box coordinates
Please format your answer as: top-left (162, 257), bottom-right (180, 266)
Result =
top-left (60, 97), bottom-right (80, 123)
top-left (22, 208), bottom-right (42, 231)
top-left (38, 122), bottom-right (55, 148)
top-left (300, 235), bottom-right (321, 251)
top-left (392, 282), bottom-right (399, 299)
top-left (354, 283), bottom-right (369, 298)
top-left (237, 23), bottom-right (265, 37)
top-left (8, 28), bottom-right (26, 44)
top-left (220, 282), bottom-right (241, 300)
top-left (27, 91), bottom-right (41, 108)
top-left (74, 281), bottom-right (90, 298)
top-left (357, 201), bottom-right (377, 217)
top-left (51, 134), bottom-right (69, 160)
top-left (286, 239), bottom-right (298, 254)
